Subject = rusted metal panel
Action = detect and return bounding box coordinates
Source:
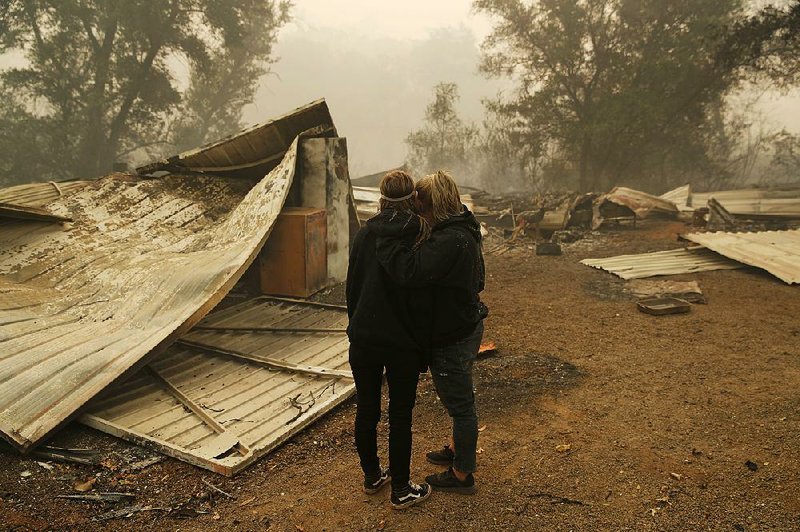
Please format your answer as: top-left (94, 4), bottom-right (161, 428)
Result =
top-left (596, 187), bottom-right (679, 221)
top-left (80, 298), bottom-right (354, 476)
top-left (592, 187), bottom-right (678, 229)
top-left (682, 229), bottom-right (800, 284)
top-left (581, 247), bottom-right (742, 279)
top-left (295, 138), bottom-right (351, 282)
top-left (257, 207), bottom-right (328, 298)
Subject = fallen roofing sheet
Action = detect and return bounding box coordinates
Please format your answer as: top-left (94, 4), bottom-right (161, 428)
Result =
top-left (714, 198), bottom-right (800, 218)
top-left (0, 101), bottom-right (335, 451)
top-left (690, 187), bottom-right (800, 206)
top-left (592, 187), bottom-right (678, 229)
top-left (81, 297), bottom-right (354, 476)
top-left (659, 185), bottom-right (693, 212)
top-left (601, 187), bottom-right (679, 219)
top-left (0, 181), bottom-right (90, 207)
top-left (682, 229), bottom-right (800, 284)
top-left (581, 247), bottom-right (742, 280)
top-left (138, 99), bottom-right (336, 180)
top-left (0, 202), bottom-right (72, 223)
top-left (352, 185), bottom-right (381, 221)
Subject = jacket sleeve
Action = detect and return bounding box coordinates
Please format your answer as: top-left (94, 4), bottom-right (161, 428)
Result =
top-left (375, 231), bottom-right (464, 288)
top-left (477, 247), bottom-right (486, 293)
top-left (346, 229), bottom-right (364, 318)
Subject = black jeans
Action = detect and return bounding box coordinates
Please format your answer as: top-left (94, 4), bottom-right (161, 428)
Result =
top-left (349, 344), bottom-right (420, 490)
top-left (430, 321), bottom-right (483, 474)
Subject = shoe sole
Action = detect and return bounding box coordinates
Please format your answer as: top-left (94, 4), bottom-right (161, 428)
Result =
top-left (363, 478), bottom-right (390, 495)
top-left (429, 484), bottom-right (477, 495)
top-left (391, 488), bottom-right (432, 510)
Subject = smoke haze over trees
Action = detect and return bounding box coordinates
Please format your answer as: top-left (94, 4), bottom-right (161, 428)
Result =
top-left (404, 0), bottom-right (800, 194)
top-left (0, 0), bottom-right (289, 185)
top-left (1, 0), bottom-right (799, 193)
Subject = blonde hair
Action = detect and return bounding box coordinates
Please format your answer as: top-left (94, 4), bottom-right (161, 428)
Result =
top-left (415, 170), bottom-right (463, 225)
top-left (378, 170), bottom-right (431, 247)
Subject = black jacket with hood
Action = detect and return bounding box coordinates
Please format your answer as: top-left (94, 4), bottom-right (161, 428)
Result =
top-left (346, 208), bottom-right (433, 358)
top-left (375, 206), bottom-right (487, 348)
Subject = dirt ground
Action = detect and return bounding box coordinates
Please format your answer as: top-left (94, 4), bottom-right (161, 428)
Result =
top-left (1, 219), bottom-right (799, 531)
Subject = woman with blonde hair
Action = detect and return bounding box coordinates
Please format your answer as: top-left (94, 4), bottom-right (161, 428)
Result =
top-left (346, 170), bottom-right (432, 510)
top-left (376, 170), bottom-right (487, 495)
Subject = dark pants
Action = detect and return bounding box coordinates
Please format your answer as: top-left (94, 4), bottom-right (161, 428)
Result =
top-left (349, 344), bottom-right (420, 490)
top-left (430, 321), bottom-right (483, 474)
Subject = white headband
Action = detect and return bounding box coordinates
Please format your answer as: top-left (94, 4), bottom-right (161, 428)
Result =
top-left (380, 191), bottom-right (415, 202)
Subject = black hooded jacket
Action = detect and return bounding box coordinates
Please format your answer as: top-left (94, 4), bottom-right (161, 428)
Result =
top-left (346, 209), bottom-right (433, 356)
top-left (375, 207), bottom-right (487, 348)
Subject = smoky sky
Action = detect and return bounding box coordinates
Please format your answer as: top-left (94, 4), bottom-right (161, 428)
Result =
top-left (243, 24), bottom-right (507, 178)
top-left (246, 1), bottom-right (800, 179)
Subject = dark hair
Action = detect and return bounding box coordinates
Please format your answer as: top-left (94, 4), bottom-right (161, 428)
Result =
top-left (379, 170), bottom-right (416, 212)
top-left (378, 170), bottom-right (431, 248)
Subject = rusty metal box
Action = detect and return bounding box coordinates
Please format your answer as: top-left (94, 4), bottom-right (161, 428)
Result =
top-left (257, 207), bottom-right (327, 298)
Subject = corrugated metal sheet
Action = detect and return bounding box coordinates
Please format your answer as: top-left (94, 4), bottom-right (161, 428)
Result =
top-left (715, 198), bottom-right (800, 217)
top-left (659, 184), bottom-right (693, 212)
top-left (352, 186), bottom-right (380, 221)
top-left (682, 229), bottom-right (800, 284)
top-left (593, 187), bottom-right (679, 229)
top-left (138, 100), bottom-right (336, 180)
top-left (581, 247), bottom-right (742, 279)
top-left (0, 102), bottom-right (336, 452)
top-left (80, 297), bottom-right (354, 476)
top-left (0, 202), bottom-right (72, 223)
top-left (0, 181), bottom-right (91, 208)
top-left (601, 187), bottom-right (679, 218)
top-left (689, 187), bottom-right (800, 217)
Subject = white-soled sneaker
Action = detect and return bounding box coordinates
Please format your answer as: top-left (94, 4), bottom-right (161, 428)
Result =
top-left (391, 481), bottom-right (431, 510)
top-left (363, 467), bottom-right (390, 494)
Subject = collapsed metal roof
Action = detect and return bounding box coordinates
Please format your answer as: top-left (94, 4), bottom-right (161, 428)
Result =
top-left (689, 187), bottom-right (800, 212)
top-left (600, 187), bottom-right (679, 219)
top-left (581, 247), bottom-right (742, 279)
top-left (81, 297), bottom-right (354, 476)
top-left (660, 185), bottom-right (800, 218)
top-left (0, 100), bottom-right (336, 452)
top-left (682, 229), bottom-right (800, 284)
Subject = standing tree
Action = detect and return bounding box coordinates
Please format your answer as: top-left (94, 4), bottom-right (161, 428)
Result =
top-left (406, 82), bottom-right (479, 178)
top-left (0, 0), bottom-right (290, 185)
top-left (473, 0), bottom-right (796, 192)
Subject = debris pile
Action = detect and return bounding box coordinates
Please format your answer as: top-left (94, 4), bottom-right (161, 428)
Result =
top-left (0, 100), bottom-right (357, 477)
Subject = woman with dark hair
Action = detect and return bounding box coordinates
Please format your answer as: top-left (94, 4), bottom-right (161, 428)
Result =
top-left (375, 170), bottom-right (487, 495)
top-left (346, 170), bottom-right (432, 510)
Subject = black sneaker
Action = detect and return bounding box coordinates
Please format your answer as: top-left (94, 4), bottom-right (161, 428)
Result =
top-left (426, 445), bottom-right (455, 466)
top-left (363, 467), bottom-right (390, 494)
top-left (425, 468), bottom-right (477, 495)
top-left (391, 481), bottom-right (431, 510)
